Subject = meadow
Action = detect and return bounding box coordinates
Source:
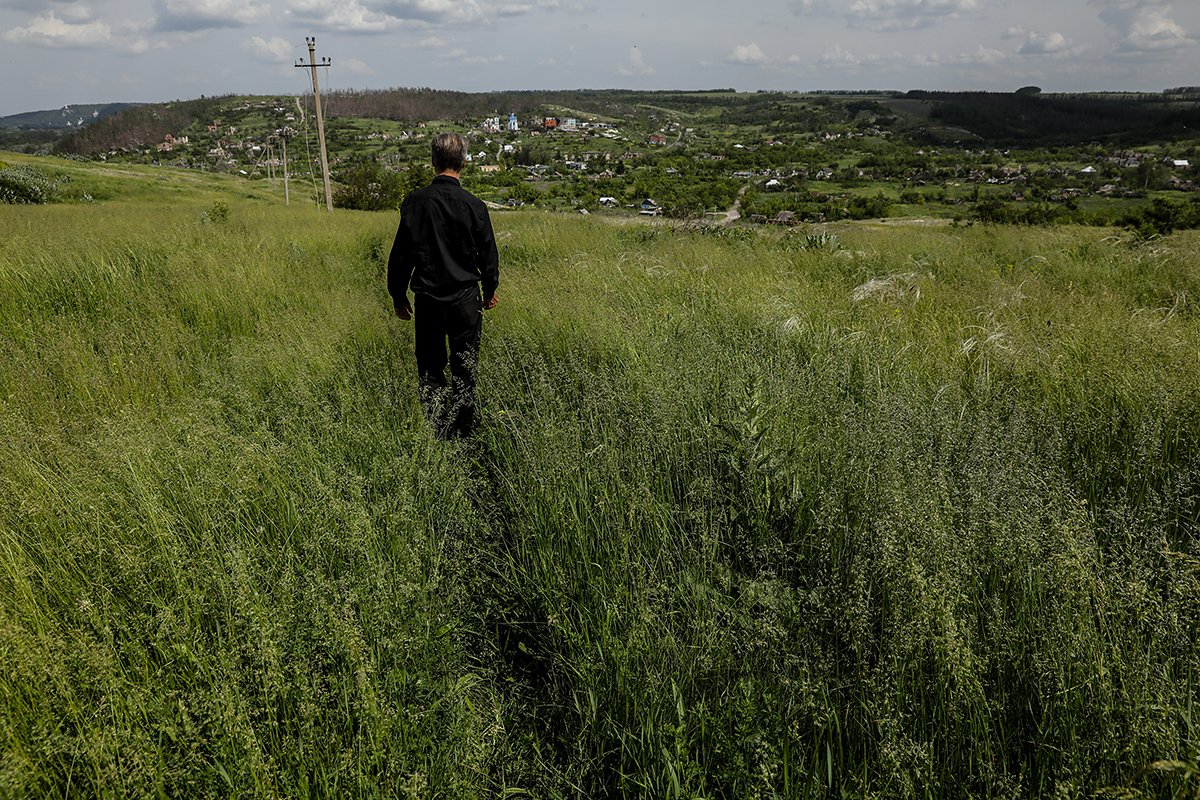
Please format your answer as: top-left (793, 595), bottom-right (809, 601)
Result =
top-left (1, 155), bottom-right (1198, 798)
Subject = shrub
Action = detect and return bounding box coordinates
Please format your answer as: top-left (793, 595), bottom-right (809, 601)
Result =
top-left (0, 164), bottom-right (59, 204)
top-left (1118, 197), bottom-right (1200, 239)
top-left (972, 198), bottom-right (1067, 225)
top-left (332, 158), bottom-right (410, 211)
top-left (200, 201), bottom-right (230, 224)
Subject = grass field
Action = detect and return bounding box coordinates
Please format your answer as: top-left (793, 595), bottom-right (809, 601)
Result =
top-left (1, 155), bottom-right (1198, 798)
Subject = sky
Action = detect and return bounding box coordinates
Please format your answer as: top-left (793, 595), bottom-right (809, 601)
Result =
top-left (2, 0), bottom-right (1198, 116)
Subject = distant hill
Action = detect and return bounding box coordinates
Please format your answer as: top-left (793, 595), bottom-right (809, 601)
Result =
top-left (35, 87), bottom-right (1200, 163)
top-left (890, 90), bottom-right (1200, 146)
top-left (0, 103), bottom-right (141, 131)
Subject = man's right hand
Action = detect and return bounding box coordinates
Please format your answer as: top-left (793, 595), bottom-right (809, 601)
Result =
top-left (483, 293), bottom-right (499, 311)
top-left (394, 302), bottom-right (412, 320)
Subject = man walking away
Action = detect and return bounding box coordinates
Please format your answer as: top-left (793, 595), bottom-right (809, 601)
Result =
top-left (388, 132), bottom-right (500, 439)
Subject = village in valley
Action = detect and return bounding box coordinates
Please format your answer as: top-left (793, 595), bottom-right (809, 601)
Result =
top-left (5, 88), bottom-right (1199, 232)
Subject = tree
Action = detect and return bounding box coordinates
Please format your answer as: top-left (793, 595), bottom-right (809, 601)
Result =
top-left (332, 158), bottom-right (409, 211)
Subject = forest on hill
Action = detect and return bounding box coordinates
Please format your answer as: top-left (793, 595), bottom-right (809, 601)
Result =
top-left (902, 89), bottom-right (1200, 145)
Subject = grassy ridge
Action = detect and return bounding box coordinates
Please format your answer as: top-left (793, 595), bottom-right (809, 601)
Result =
top-left (1, 163), bottom-right (1198, 797)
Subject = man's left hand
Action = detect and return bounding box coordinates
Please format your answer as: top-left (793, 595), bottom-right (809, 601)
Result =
top-left (394, 302), bottom-right (412, 320)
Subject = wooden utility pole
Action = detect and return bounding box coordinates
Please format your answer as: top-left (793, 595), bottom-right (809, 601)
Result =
top-left (296, 37), bottom-right (333, 212)
top-left (268, 131), bottom-right (291, 205)
top-left (281, 134), bottom-right (290, 206)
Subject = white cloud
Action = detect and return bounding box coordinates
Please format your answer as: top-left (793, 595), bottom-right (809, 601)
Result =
top-left (342, 56), bottom-right (375, 74)
top-left (1016, 30), bottom-right (1077, 55)
top-left (2, 11), bottom-right (112, 48)
top-left (796, 0), bottom-right (980, 30)
top-left (418, 35), bottom-right (447, 47)
top-left (279, 0), bottom-right (575, 33)
top-left (727, 42), bottom-right (769, 65)
top-left (367, 0), bottom-right (485, 24)
top-left (284, 0), bottom-right (392, 32)
top-left (124, 37), bottom-right (157, 55)
top-left (0, 0), bottom-right (86, 10)
top-left (1094, 2), bottom-right (1194, 53)
top-left (154, 0), bottom-right (268, 31)
top-left (914, 45), bottom-right (1008, 67)
top-left (243, 35), bottom-right (294, 63)
top-left (819, 44), bottom-right (862, 67)
top-left (463, 53), bottom-right (506, 64)
top-left (55, 4), bottom-right (96, 23)
top-left (616, 46), bottom-right (654, 76)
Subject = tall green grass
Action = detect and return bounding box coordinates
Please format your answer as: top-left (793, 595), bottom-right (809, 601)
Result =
top-left (1, 169), bottom-right (1198, 797)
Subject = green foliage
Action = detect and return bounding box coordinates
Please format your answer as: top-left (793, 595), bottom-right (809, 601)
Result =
top-left (331, 158), bottom-right (409, 212)
top-left (505, 181), bottom-right (542, 205)
top-left (1118, 197), bottom-right (1200, 239)
top-left (745, 190), bottom-right (892, 222)
top-left (201, 200), bottom-right (230, 224)
top-left (0, 163), bottom-right (60, 204)
top-left (972, 198), bottom-right (1069, 225)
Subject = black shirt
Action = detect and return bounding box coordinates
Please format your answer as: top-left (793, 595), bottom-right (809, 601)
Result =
top-left (387, 174), bottom-right (499, 304)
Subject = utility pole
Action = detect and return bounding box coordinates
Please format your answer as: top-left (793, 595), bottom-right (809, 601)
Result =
top-left (272, 129), bottom-right (292, 206)
top-left (296, 37), bottom-right (333, 212)
top-left (281, 134), bottom-right (290, 206)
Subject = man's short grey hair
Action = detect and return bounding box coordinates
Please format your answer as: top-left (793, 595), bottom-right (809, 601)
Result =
top-left (431, 132), bottom-right (468, 173)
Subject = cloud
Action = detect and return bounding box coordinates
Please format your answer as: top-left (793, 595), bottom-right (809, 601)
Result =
top-left (243, 35), bottom-right (294, 62)
top-left (850, 0), bottom-right (978, 30)
top-left (279, 0), bottom-right (578, 36)
top-left (463, 53), bottom-right (506, 64)
top-left (124, 36), bottom-right (156, 55)
top-left (727, 42), bottom-right (769, 65)
top-left (2, 11), bottom-right (112, 48)
top-left (153, 0), bottom-right (268, 31)
top-left (616, 46), bottom-right (654, 76)
top-left (1094, 1), bottom-right (1194, 53)
top-left (494, 2), bottom-right (534, 15)
top-left (366, 0), bottom-right (485, 24)
top-left (418, 35), bottom-right (448, 47)
top-left (1009, 29), bottom-right (1080, 56)
top-left (283, 0), bottom-right (392, 32)
top-left (0, 0), bottom-right (85, 11)
top-left (819, 45), bottom-right (863, 67)
top-left (342, 56), bottom-right (375, 74)
top-left (913, 45), bottom-right (1008, 67)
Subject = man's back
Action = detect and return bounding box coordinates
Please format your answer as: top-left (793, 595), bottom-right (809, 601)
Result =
top-left (389, 175), bottom-right (499, 302)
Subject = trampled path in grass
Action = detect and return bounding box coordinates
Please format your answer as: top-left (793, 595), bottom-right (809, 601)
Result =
top-left (1, 169), bottom-right (1198, 797)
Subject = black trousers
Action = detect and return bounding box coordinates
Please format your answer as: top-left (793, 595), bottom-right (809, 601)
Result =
top-left (414, 288), bottom-right (482, 438)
